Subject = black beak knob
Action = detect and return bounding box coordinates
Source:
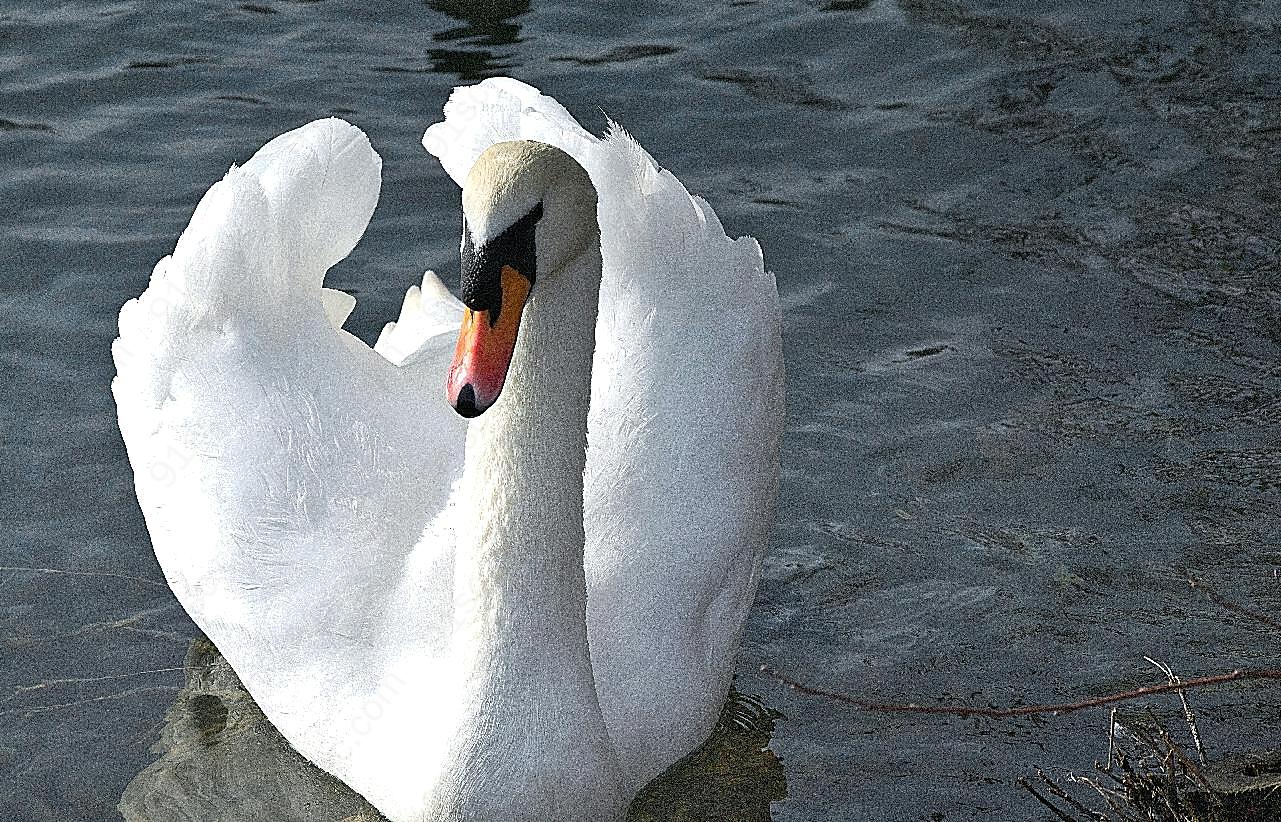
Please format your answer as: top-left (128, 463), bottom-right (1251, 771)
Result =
top-left (453, 383), bottom-right (482, 418)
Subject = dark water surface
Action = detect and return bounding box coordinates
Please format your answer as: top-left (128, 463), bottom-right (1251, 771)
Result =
top-left (3, 1), bottom-right (1281, 820)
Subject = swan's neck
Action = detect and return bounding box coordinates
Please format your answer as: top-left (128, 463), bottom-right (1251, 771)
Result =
top-left (441, 241), bottom-right (624, 819)
top-left (454, 242), bottom-right (600, 682)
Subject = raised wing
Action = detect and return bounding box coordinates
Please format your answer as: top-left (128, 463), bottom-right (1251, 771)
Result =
top-left (423, 79), bottom-right (785, 790)
top-left (112, 119), bottom-right (465, 819)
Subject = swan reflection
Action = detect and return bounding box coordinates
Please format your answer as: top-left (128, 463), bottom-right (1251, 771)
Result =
top-left (120, 639), bottom-right (786, 822)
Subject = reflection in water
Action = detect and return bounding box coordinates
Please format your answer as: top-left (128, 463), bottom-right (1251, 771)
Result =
top-left (119, 638), bottom-right (785, 821)
top-left (424, 0), bottom-right (529, 80)
top-left (629, 695), bottom-right (786, 822)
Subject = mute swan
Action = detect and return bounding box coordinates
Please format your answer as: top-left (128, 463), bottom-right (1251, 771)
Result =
top-left (112, 78), bottom-right (783, 822)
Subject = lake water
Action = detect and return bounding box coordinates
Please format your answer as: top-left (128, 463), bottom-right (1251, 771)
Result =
top-left (3, 1), bottom-right (1280, 820)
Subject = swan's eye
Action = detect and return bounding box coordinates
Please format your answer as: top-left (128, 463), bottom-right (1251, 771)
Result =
top-left (459, 203), bottom-right (542, 326)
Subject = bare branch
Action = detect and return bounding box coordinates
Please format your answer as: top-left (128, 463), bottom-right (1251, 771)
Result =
top-left (1187, 573), bottom-right (1281, 633)
top-left (1144, 656), bottom-right (1207, 765)
top-left (1031, 767), bottom-right (1111, 821)
top-left (1019, 776), bottom-right (1081, 822)
top-left (758, 664), bottom-right (1281, 719)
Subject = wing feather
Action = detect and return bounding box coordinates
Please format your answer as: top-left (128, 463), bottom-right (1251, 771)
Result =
top-left (113, 119), bottom-right (464, 819)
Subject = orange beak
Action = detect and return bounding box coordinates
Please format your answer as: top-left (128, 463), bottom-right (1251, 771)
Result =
top-left (446, 264), bottom-right (531, 417)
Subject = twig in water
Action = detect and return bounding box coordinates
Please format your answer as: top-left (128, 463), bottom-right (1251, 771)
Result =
top-left (0, 565), bottom-right (168, 588)
top-left (0, 685), bottom-right (181, 718)
top-left (1106, 707), bottom-right (1117, 764)
top-left (4, 667), bottom-right (185, 705)
top-left (1130, 717), bottom-right (1214, 798)
top-left (1067, 770), bottom-right (1140, 822)
top-left (1027, 767), bottom-right (1111, 821)
top-left (1019, 775), bottom-right (1082, 822)
top-left (1144, 656), bottom-right (1206, 765)
top-left (1187, 573), bottom-right (1281, 633)
top-left (758, 664), bottom-right (1281, 718)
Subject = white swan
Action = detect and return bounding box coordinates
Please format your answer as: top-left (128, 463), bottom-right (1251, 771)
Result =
top-left (112, 78), bottom-right (783, 822)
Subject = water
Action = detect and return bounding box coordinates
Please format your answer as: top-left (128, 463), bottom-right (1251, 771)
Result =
top-left (3, 1), bottom-right (1280, 819)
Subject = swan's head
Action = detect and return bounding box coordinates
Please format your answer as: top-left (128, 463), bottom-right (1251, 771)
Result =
top-left (446, 140), bottom-right (598, 418)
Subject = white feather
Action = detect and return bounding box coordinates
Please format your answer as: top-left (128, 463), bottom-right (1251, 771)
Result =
top-left (114, 81), bottom-right (783, 821)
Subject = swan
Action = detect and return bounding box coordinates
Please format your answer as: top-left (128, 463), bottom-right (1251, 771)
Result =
top-left (112, 78), bottom-right (783, 822)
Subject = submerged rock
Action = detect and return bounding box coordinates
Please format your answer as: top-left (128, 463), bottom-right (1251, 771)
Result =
top-left (120, 638), bottom-right (785, 822)
top-left (1171, 751), bottom-right (1281, 822)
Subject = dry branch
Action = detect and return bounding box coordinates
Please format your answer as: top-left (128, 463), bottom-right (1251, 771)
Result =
top-left (758, 665), bottom-right (1281, 719)
top-left (1186, 573), bottom-right (1281, 634)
